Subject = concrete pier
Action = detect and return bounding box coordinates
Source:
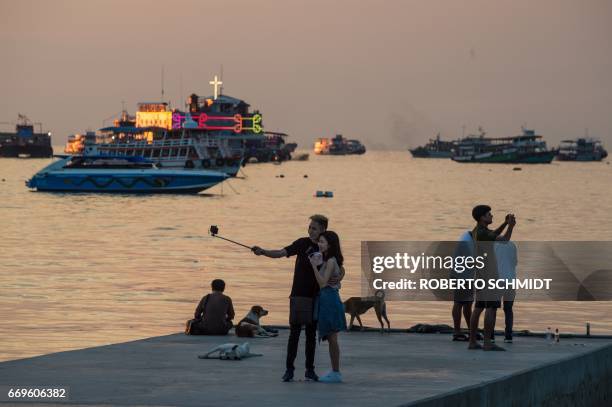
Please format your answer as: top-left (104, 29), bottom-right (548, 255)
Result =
top-left (1, 330), bottom-right (610, 406)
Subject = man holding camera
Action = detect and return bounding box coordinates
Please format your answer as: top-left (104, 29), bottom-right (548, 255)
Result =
top-left (468, 205), bottom-right (516, 351)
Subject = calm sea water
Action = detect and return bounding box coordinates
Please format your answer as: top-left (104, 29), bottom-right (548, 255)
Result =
top-left (1, 150), bottom-right (611, 361)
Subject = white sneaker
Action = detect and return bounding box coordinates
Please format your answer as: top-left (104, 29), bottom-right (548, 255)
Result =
top-left (319, 370), bottom-right (342, 383)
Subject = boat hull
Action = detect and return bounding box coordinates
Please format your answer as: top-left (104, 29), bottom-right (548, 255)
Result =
top-left (555, 153), bottom-right (606, 162)
top-left (452, 151), bottom-right (554, 164)
top-left (409, 149), bottom-right (453, 158)
top-left (27, 169), bottom-right (227, 194)
top-left (0, 144), bottom-right (53, 158)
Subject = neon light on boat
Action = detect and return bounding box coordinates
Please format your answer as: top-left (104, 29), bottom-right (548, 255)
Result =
top-left (241, 114), bottom-right (262, 133)
top-left (171, 112), bottom-right (260, 133)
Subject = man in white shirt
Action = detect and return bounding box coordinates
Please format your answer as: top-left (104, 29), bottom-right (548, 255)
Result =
top-left (451, 231), bottom-right (476, 342)
top-left (494, 241), bottom-right (517, 343)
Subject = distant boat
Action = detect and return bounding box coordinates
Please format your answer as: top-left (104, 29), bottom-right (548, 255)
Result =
top-left (314, 137), bottom-right (331, 154)
top-left (452, 127), bottom-right (555, 164)
top-left (244, 132), bottom-right (296, 163)
top-left (409, 134), bottom-right (455, 158)
top-left (314, 135), bottom-right (366, 155)
top-left (0, 115), bottom-right (53, 158)
top-left (26, 156), bottom-right (228, 194)
top-left (345, 139), bottom-right (366, 155)
top-left (64, 131), bottom-right (102, 155)
top-left (556, 138), bottom-right (608, 162)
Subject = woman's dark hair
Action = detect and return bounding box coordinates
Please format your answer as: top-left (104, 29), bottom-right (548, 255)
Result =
top-left (319, 231), bottom-right (343, 267)
top-left (211, 279), bottom-right (225, 292)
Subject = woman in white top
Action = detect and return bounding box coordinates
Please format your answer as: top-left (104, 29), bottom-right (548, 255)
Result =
top-left (309, 231), bottom-right (347, 383)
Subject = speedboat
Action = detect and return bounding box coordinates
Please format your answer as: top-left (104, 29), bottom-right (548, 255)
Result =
top-left (26, 155), bottom-right (228, 193)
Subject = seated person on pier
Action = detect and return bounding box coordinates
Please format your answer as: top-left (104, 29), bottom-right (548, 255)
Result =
top-left (186, 279), bottom-right (235, 335)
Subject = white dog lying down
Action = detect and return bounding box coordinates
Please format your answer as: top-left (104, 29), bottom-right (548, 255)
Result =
top-left (198, 342), bottom-right (262, 360)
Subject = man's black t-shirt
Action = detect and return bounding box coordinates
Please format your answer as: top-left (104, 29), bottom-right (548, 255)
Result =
top-left (473, 225), bottom-right (499, 283)
top-left (284, 237), bottom-right (320, 298)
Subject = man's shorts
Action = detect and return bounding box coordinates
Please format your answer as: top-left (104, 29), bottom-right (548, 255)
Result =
top-left (453, 288), bottom-right (474, 304)
top-left (501, 288), bottom-right (516, 302)
top-left (475, 300), bottom-right (501, 309)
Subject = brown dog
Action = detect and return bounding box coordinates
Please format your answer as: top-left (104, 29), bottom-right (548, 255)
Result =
top-left (235, 305), bottom-right (278, 337)
top-left (343, 290), bottom-right (390, 333)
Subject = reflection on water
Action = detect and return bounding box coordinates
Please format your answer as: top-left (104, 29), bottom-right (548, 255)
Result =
top-left (1, 151), bottom-right (611, 361)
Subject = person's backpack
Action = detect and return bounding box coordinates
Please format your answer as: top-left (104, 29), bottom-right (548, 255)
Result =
top-left (185, 294), bottom-right (210, 335)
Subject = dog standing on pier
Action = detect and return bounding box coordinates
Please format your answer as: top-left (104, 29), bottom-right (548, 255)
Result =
top-left (343, 290), bottom-right (390, 333)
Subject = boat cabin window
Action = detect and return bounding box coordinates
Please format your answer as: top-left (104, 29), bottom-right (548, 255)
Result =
top-left (64, 157), bottom-right (153, 169)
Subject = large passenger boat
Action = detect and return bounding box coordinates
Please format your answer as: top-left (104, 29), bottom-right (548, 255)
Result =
top-left (0, 115), bottom-right (53, 158)
top-left (452, 127), bottom-right (554, 164)
top-left (64, 77), bottom-right (281, 176)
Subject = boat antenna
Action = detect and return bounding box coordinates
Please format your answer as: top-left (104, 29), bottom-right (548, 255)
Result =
top-left (18, 113), bottom-right (30, 125)
top-left (180, 73), bottom-right (184, 110)
top-left (161, 65), bottom-right (165, 103)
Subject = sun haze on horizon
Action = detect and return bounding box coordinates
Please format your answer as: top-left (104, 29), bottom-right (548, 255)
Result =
top-left (1, 0), bottom-right (610, 149)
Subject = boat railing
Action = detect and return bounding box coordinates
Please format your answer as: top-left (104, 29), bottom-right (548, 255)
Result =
top-left (97, 138), bottom-right (198, 148)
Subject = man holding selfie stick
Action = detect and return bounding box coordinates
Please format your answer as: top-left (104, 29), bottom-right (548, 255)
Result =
top-left (251, 214), bottom-right (344, 382)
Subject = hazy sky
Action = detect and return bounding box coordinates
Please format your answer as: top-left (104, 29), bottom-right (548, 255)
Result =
top-left (1, 0), bottom-right (611, 149)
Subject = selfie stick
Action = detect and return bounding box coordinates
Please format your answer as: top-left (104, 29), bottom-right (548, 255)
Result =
top-left (209, 225), bottom-right (252, 250)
